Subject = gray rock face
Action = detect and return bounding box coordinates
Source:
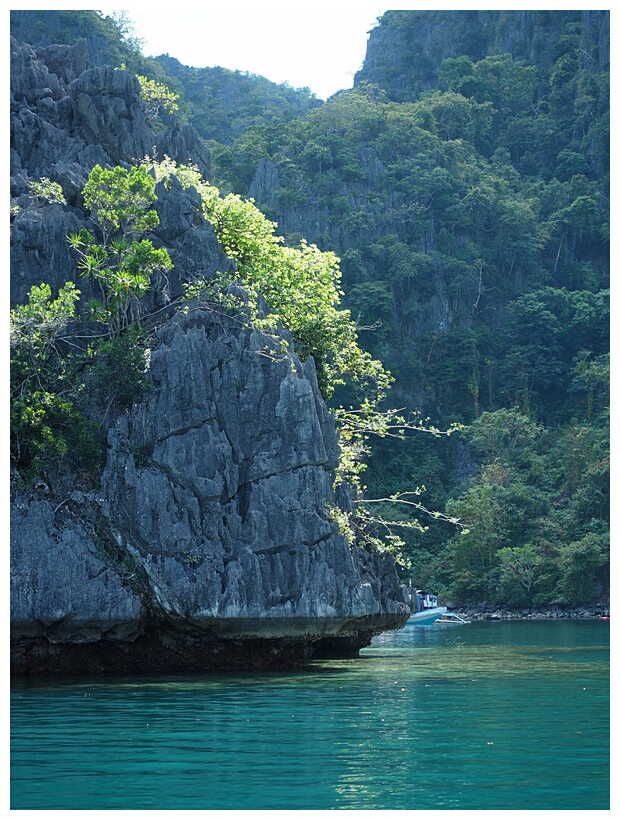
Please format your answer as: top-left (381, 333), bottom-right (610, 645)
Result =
top-left (10, 32), bottom-right (411, 673)
top-left (10, 203), bottom-right (86, 307)
top-left (99, 308), bottom-right (409, 638)
top-left (10, 35), bottom-right (213, 307)
top-left (11, 499), bottom-right (143, 644)
top-left (354, 10), bottom-right (610, 101)
top-left (249, 158), bottom-right (331, 246)
top-left (11, 308), bottom-right (410, 672)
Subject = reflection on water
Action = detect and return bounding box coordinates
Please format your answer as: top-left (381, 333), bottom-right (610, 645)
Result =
top-left (11, 620), bottom-right (609, 810)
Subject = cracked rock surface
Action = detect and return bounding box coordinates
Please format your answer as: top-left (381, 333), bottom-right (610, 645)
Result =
top-left (99, 308), bottom-right (410, 634)
top-left (11, 309), bottom-right (410, 672)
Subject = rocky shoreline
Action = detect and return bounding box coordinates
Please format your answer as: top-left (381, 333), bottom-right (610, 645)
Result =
top-left (446, 603), bottom-right (610, 621)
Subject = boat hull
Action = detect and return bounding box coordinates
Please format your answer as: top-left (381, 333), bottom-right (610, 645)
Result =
top-left (407, 607), bottom-right (447, 625)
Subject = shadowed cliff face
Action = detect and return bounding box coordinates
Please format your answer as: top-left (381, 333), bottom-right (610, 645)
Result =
top-left (10, 36), bottom-right (410, 673)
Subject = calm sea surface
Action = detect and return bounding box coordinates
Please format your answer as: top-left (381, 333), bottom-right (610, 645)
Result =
top-left (11, 619), bottom-right (609, 810)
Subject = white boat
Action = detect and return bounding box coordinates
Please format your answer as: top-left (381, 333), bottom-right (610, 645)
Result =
top-left (408, 606), bottom-right (448, 625)
top-left (407, 589), bottom-right (447, 625)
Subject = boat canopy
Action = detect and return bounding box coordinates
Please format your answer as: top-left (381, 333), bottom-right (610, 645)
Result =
top-left (416, 591), bottom-right (438, 610)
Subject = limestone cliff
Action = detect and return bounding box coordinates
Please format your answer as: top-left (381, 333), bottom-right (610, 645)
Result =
top-left (10, 37), bottom-right (410, 674)
top-left (355, 10), bottom-right (610, 102)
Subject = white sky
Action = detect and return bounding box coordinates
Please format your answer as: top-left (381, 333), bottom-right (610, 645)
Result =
top-left (98, 3), bottom-right (387, 100)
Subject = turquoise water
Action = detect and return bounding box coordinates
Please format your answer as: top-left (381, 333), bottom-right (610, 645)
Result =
top-left (11, 619), bottom-right (609, 810)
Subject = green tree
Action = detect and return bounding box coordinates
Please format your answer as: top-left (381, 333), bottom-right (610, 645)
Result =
top-left (10, 282), bottom-right (97, 478)
top-left (570, 352), bottom-right (609, 421)
top-left (554, 533), bottom-right (609, 605)
top-left (445, 463), bottom-right (510, 591)
top-left (144, 156), bottom-right (390, 400)
top-left (495, 544), bottom-right (544, 606)
top-left (68, 164), bottom-right (172, 335)
top-left (134, 72), bottom-right (179, 126)
top-left (463, 408), bottom-right (542, 465)
top-left (29, 177), bottom-right (67, 207)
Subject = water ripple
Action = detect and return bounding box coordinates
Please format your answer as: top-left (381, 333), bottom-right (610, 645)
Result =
top-left (11, 620), bottom-right (609, 810)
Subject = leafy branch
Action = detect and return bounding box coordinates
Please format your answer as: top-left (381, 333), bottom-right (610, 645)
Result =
top-left (354, 491), bottom-right (468, 532)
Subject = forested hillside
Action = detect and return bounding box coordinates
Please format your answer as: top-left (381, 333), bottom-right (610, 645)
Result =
top-left (206, 10), bottom-right (610, 608)
top-left (10, 9), bottom-right (609, 609)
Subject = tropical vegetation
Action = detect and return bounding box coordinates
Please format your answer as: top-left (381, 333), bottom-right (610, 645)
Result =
top-left (9, 9), bottom-right (609, 607)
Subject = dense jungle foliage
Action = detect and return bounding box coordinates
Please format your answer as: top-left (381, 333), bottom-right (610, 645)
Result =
top-left (10, 10), bottom-right (609, 607)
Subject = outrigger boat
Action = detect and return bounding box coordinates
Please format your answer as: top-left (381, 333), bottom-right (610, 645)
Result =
top-left (436, 611), bottom-right (470, 624)
top-left (407, 590), bottom-right (447, 625)
top-left (408, 606), bottom-right (448, 625)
